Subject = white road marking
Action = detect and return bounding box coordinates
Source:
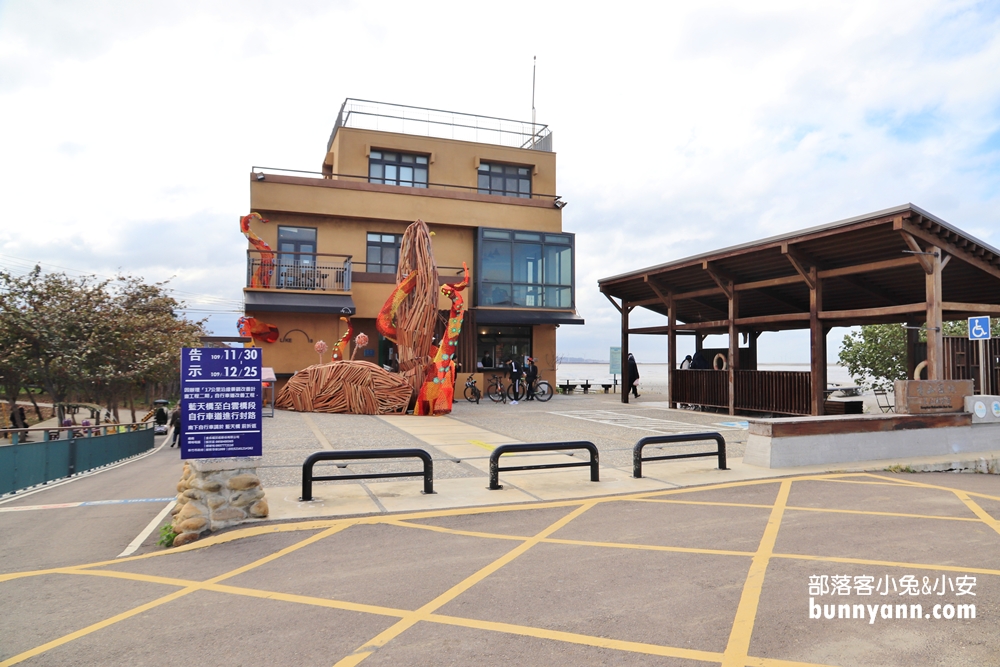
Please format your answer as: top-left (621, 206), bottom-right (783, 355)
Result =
top-left (117, 500), bottom-right (177, 557)
top-left (0, 498), bottom-right (175, 513)
top-left (548, 410), bottom-right (744, 434)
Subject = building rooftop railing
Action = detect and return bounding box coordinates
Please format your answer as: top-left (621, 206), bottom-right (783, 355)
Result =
top-left (252, 166), bottom-right (563, 206)
top-left (327, 98), bottom-right (553, 153)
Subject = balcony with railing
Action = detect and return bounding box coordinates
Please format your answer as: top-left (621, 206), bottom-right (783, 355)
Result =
top-left (246, 250), bottom-right (352, 292)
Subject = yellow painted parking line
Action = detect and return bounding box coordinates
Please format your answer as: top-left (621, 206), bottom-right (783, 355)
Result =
top-left (814, 478), bottom-right (915, 487)
top-left (544, 537), bottom-right (754, 558)
top-left (426, 612), bottom-right (726, 663)
top-left (722, 479), bottom-right (792, 667)
top-left (771, 552), bottom-right (1000, 576)
top-left (206, 582), bottom-right (409, 618)
top-left (7, 472), bottom-right (1000, 667)
top-left (468, 439), bottom-right (496, 450)
top-left (333, 503), bottom-right (596, 667)
top-left (863, 472), bottom-right (1000, 503)
top-left (0, 523), bottom-right (353, 666)
top-left (386, 519), bottom-right (526, 541)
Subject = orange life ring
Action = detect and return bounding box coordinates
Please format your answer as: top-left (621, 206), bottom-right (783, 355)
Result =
top-left (713, 353), bottom-right (727, 371)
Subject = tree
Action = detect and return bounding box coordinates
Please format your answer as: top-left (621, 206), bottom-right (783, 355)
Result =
top-left (838, 324), bottom-right (909, 391)
top-left (0, 267), bottom-right (205, 424)
top-left (839, 318), bottom-right (1000, 390)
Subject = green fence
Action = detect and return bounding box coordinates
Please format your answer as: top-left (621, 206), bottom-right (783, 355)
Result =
top-left (0, 426), bottom-right (155, 496)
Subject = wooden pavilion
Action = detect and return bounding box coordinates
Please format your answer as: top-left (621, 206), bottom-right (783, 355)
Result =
top-left (598, 204), bottom-right (1000, 416)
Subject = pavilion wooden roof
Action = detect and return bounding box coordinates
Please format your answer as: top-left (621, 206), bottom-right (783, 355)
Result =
top-left (598, 204), bottom-right (1000, 334)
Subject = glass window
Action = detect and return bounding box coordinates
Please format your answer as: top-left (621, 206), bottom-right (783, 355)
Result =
top-left (369, 150), bottom-right (429, 188)
top-left (276, 226), bottom-right (317, 289)
top-left (481, 241), bottom-right (512, 282)
top-left (477, 326), bottom-right (531, 368)
top-left (478, 162), bottom-right (531, 198)
top-left (477, 228), bottom-right (575, 309)
top-left (366, 232), bottom-right (401, 274)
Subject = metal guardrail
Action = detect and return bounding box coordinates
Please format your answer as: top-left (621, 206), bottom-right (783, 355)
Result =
top-left (489, 441), bottom-right (599, 490)
top-left (300, 449), bottom-right (434, 500)
top-left (0, 424), bottom-right (155, 496)
top-left (632, 432), bottom-right (729, 478)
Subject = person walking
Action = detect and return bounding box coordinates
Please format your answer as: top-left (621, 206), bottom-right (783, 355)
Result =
top-left (506, 357), bottom-right (522, 404)
top-left (169, 407), bottom-right (181, 448)
top-left (627, 352), bottom-right (640, 398)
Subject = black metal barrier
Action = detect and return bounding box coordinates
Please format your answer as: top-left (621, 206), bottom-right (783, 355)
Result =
top-left (300, 449), bottom-right (434, 500)
top-left (489, 441), bottom-right (599, 490)
top-left (633, 432), bottom-right (728, 478)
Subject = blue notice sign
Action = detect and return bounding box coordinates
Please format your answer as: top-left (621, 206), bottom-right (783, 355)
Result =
top-left (969, 316), bottom-right (991, 341)
top-left (180, 347), bottom-right (262, 459)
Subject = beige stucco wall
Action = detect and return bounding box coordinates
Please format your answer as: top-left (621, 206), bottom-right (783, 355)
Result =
top-left (326, 127), bottom-right (557, 196)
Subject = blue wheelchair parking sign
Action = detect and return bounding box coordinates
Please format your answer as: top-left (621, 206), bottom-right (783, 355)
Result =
top-left (969, 316), bottom-right (991, 340)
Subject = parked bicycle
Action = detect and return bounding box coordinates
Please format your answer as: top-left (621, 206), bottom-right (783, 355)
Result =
top-left (509, 377), bottom-right (554, 402)
top-left (486, 374), bottom-right (508, 403)
top-left (464, 375), bottom-right (481, 404)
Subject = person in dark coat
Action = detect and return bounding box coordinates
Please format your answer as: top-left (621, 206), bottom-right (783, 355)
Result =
top-left (169, 407), bottom-right (181, 448)
top-left (627, 353), bottom-right (640, 398)
top-left (525, 357), bottom-right (539, 400)
top-left (690, 351), bottom-right (710, 369)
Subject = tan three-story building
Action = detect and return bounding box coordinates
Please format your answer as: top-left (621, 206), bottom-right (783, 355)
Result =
top-left (243, 99), bottom-right (582, 392)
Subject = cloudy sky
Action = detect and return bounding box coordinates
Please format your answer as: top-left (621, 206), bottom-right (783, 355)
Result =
top-left (2, 1), bottom-right (998, 364)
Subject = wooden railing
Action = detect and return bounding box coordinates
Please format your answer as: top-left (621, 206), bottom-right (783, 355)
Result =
top-left (672, 369), bottom-right (812, 415)
top-left (672, 370), bottom-right (727, 409)
top-left (735, 370), bottom-right (811, 415)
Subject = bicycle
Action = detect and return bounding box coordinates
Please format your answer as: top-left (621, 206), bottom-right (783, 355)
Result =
top-left (463, 375), bottom-right (481, 404)
top-left (531, 380), bottom-right (554, 402)
top-left (486, 374), bottom-right (507, 403)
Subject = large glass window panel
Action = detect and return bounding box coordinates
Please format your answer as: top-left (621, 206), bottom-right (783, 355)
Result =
top-left (544, 287), bottom-right (572, 308)
top-left (366, 232), bottom-right (401, 273)
top-left (544, 245), bottom-right (573, 286)
top-left (513, 284), bottom-right (542, 307)
top-left (367, 247), bottom-right (380, 265)
top-left (385, 165), bottom-right (397, 181)
top-left (400, 166), bottom-right (413, 185)
top-left (482, 283), bottom-right (512, 306)
top-left (369, 164), bottom-right (383, 181)
top-left (482, 241), bottom-right (511, 281)
top-left (513, 243), bottom-right (542, 284)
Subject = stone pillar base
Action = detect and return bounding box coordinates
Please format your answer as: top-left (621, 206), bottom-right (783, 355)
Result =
top-left (171, 457), bottom-right (268, 547)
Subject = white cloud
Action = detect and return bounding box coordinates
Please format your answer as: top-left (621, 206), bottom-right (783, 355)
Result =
top-left (1, 0), bottom-right (998, 363)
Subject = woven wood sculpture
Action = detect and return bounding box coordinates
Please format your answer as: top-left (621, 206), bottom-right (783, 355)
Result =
top-left (274, 361), bottom-right (411, 415)
top-left (386, 219), bottom-right (439, 394)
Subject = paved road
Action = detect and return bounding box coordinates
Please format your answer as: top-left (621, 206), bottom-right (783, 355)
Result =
top-left (3, 470), bottom-right (999, 666)
top-left (0, 434), bottom-right (182, 574)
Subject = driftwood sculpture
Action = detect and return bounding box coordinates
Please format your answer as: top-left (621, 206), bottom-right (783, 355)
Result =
top-left (274, 361), bottom-right (411, 415)
top-left (379, 220), bottom-right (439, 394)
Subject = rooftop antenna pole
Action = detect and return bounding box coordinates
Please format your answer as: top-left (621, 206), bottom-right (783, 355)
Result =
top-left (531, 55), bottom-right (537, 147)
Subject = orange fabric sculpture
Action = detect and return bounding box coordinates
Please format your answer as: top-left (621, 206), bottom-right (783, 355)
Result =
top-left (331, 317), bottom-right (353, 361)
top-left (414, 264), bottom-right (469, 416)
top-left (237, 316), bottom-right (279, 344)
top-left (240, 212), bottom-right (274, 288)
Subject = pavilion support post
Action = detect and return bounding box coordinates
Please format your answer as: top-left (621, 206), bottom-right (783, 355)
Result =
top-left (667, 291), bottom-right (676, 407)
top-left (906, 322), bottom-right (919, 379)
top-left (749, 331), bottom-right (760, 370)
top-left (809, 268), bottom-right (825, 416)
top-left (622, 300), bottom-right (630, 404)
top-left (926, 246), bottom-right (944, 380)
top-left (728, 284), bottom-right (739, 416)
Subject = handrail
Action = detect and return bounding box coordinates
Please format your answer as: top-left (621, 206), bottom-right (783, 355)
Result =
top-left (489, 441), bottom-right (599, 490)
top-left (252, 166), bottom-right (562, 202)
top-left (300, 449), bottom-right (434, 501)
top-left (3, 422), bottom-right (152, 445)
top-left (632, 433), bottom-right (728, 478)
